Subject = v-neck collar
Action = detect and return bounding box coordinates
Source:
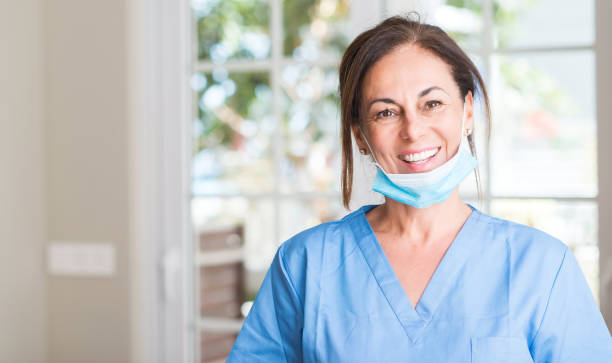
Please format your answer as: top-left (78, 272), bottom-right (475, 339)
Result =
top-left (349, 204), bottom-right (482, 343)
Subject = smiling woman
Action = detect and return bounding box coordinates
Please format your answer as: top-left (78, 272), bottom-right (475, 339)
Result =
top-left (226, 14), bottom-right (612, 363)
top-left (351, 43), bottom-right (479, 208)
top-left (340, 16), bottom-right (489, 207)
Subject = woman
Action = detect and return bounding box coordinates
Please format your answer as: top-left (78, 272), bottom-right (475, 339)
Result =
top-left (228, 15), bottom-right (612, 362)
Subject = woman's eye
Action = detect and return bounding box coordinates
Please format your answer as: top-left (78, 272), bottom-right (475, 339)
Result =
top-left (375, 109), bottom-right (395, 119)
top-left (424, 100), bottom-right (442, 110)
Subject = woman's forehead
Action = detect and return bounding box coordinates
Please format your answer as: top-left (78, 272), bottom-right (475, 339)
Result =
top-left (363, 44), bottom-right (457, 98)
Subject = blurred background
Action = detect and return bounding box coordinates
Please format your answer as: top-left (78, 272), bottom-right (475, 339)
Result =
top-left (1, 0), bottom-right (611, 362)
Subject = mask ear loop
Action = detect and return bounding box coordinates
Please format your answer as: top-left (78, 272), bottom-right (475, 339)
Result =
top-left (358, 126), bottom-right (387, 172)
top-left (459, 101), bottom-right (473, 150)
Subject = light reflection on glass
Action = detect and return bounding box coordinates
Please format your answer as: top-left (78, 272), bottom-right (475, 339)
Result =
top-left (384, 0), bottom-right (482, 50)
top-left (493, 0), bottom-right (594, 49)
top-left (192, 72), bottom-right (274, 195)
top-left (281, 65), bottom-right (341, 193)
top-left (195, 0), bottom-right (270, 61)
top-left (430, 1), bottom-right (483, 50)
top-left (190, 73), bottom-right (207, 92)
top-left (284, 0), bottom-right (350, 60)
top-left (490, 52), bottom-right (596, 197)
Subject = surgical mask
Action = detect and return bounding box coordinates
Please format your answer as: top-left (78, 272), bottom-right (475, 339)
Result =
top-left (361, 105), bottom-right (478, 208)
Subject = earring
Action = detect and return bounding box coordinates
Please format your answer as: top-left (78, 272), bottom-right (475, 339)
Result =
top-left (359, 148), bottom-right (367, 155)
top-left (465, 128), bottom-right (473, 136)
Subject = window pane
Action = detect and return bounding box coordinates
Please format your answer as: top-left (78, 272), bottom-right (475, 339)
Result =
top-left (193, 0), bottom-right (270, 61)
top-left (283, 0), bottom-right (351, 60)
top-left (490, 51), bottom-right (596, 197)
top-left (279, 198), bottom-right (347, 242)
top-left (490, 199), bottom-right (599, 301)
top-left (493, 0), bottom-right (594, 49)
top-left (430, 0), bottom-right (483, 50)
top-left (385, 0), bottom-right (483, 50)
top-left (191, 197), bottom-right (278, 300)
top-left (192, 72), bottom-right (275, 194)
top-left (280, 65), bottom-right (341, 193)
top-left (193, 196), bottom-right (276, 361)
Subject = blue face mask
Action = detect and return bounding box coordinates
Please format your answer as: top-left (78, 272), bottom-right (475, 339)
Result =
top-left (361, 105), bottom-right (478, 208)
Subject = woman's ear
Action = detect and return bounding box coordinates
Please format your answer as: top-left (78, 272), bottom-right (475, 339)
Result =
top-left (464, 91), bottom-right (475, 134)
top-left (352, 124), bottom-right (368, 154)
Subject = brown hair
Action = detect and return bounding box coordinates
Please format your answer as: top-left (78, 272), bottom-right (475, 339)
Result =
top-left (338, 13), bottom-right (491, 209)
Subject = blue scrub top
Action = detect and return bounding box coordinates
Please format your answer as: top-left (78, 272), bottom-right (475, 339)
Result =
top-left (228, 205), bottom-right (612, 362)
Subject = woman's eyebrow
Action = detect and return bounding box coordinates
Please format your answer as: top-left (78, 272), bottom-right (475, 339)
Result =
top-left (419, 86), bottom-right (448, 97)
top-left (367, 87), bottom-right (448, 109)
top-left (367, 98), bottom-right (398, 109)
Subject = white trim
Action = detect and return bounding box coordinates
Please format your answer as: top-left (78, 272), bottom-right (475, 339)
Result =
top-left (596, 0), bottom-right (612, 329)
top-left (190, 192), bottom-right (596, 202)
top-left (197, 250), bottom-right (244, 267)
top-left (193, 57), bottom-right (341, 73)
top-left (481, 0), bottom-right (493, 214)
top-left (190, 6), bottom-right (202, 363)
top-left (493, 45), bottom-right (595, 54)
top-left (488, 196), bottom-right (598, 202)
top-left (190, 7), bottom-right (202, 363)
top-left (190, 191), bottom-right (484, 202)
top-left (271, 0), bottom-right (283, 247)
top-left (128, 0), bottom-right (193, 362)
top-left (191, 192), bottom-right (342, 199)
top-left (128, 0), bottom-right (160, 361)
top-left (198, 317), bottom-right (245, 333)
top-left (194, 60), bottom-right (272, 73)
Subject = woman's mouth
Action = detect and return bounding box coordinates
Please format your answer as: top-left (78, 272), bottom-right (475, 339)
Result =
top-left (401, 147), bottom-right (440, 164)
top-left (399, 147), bottom-right (441, 172)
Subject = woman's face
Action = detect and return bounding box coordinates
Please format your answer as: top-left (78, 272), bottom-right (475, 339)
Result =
top-left (354, 44), bottom-right (473, 174)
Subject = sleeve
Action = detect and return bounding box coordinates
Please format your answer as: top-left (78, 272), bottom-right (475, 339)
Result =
top-left (529, 247), bottom-right (612, 362)
top-left (227, 247), bottom-right (304, 363)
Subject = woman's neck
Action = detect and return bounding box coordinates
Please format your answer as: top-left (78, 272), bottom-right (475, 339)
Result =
top-left (366, 189), bottom-right (472, 246)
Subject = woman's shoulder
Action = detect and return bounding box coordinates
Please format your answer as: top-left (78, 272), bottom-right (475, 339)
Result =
top-left (471, 207), bottom-right (568, 268)
top-left (277, 205), bottom-right (370, 271)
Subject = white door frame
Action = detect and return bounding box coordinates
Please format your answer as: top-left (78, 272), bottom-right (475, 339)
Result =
top-left (128, 0), bottom-right (194, 361)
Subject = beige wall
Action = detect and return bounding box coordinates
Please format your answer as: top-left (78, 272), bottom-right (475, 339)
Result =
top-left (45, 0), bottom-right (131, 362)
top-left (0, 0), bottom-right (47, 362)
top-left (1, 0), bottom-right (132, 361)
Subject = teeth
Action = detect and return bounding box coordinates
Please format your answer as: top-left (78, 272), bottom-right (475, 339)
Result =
top-left (403, 148), bottom-right (438, 162)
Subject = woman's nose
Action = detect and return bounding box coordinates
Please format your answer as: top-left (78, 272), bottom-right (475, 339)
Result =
top-left (399, 112), bottom-right (424, 140)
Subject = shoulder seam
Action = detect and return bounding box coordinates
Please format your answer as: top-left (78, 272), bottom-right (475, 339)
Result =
top-left (278, 246), bottom-right (305, 311)
top-left (276, 247), bottom-right (305, 362)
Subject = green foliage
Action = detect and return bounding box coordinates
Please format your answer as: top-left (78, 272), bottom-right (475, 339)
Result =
top-left (447, 0), bottom-right (482, 13)
top-left (196, 0), bottom-right (269, 60)
top-left (499, 59), bottom-right (570, 116)
top-left (283, 0), bottom-right (350, 56)
top-left (283, 0), bottom-right (316, 55)
top-left (493, 0), bottom-right (540, 48)
top-left (197, 72), bottom-right (270, 151)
